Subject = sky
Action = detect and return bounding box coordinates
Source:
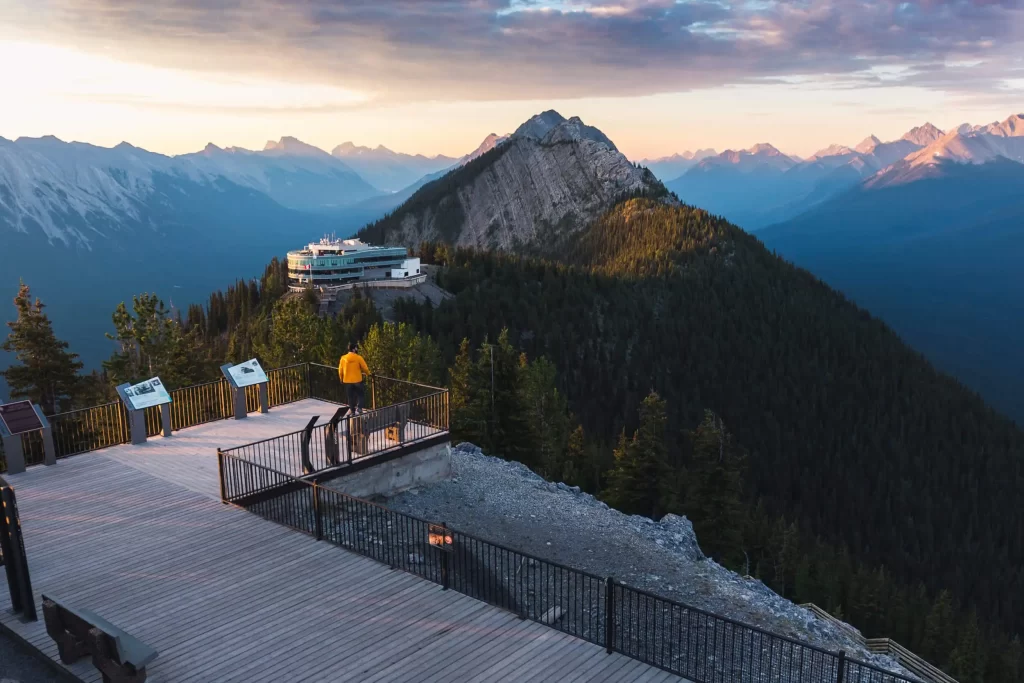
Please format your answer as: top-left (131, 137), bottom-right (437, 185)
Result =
top-left (2, 0), bottom-right (1023, 160)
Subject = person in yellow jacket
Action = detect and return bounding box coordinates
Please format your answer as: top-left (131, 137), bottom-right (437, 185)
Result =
top-left (338, 343), bottom-right (370, 413)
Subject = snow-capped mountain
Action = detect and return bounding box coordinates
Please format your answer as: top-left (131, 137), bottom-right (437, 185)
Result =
top-left (695, 143), bottom-right (798, 172)
top-left (181, 137), bottom-right (380, 211)
top-left (330, 142), bottom-right (457, 192)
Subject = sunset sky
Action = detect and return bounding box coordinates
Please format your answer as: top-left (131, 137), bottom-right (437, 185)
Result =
top-left (2, 0), bottom-right (1023, 159)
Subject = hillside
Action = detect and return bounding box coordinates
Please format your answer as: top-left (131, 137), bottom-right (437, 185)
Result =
top-left (390, 198), bottom-right (1024, 681)
top-left (358, 111), bottom-right (661, 251)
top-left (760, 158), bottom-right (1024, 423)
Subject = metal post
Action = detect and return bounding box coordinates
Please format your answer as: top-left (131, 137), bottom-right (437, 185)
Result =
top-left (259, 383), bottom-right (270, 414)
top-left (232, 386), bottom-right (247, 420)
top-left (1, 486), bottom-right (35, 621)
top-left (605, 577), bottom-right (616, 654)
top-left (129, 409), bottom-right (146, 445)
top-left (301, 415), bottom-right (319, 475)
top-left (217, 449), bottom-right (227, 503)
top-left (1, 435), bottom-right (25, 475)
top-left (0, 483), bottom-right (22, 611)
top-left (836, 650), bottom-right (846, 683)
top-left (313, 485), bottom-right (323, 541)
top-left (160, 402), bottom-right (172, 436)
top-left (325, 407), bottom-right (346, 467)
top-left (440, 522), bottom-right (450, 591)
top-left (35, 406), bottom-right (56, 466)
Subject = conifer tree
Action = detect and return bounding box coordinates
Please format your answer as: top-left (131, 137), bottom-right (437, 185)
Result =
top-left (685, 410), bottom-right (747, 568)
top-left (949, 612), bottom-right (986, 682)
top-left (921, 590), bottom-right (957, 668)
top-left (518, 354), bottom-right (570, 479)
top-left (604, 391), bottom-right (670, 519)
top-left (2, 282), bottom-right (83, 414)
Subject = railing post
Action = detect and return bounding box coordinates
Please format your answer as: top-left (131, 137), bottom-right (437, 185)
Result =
top-left (605, 576), bottom-right (615, 654)
top-left (836, 650), bottom-right (846, 683)
top-left (301, 416), bottom-right (319, 475)
top-left (313, 484), bottom-right (323, 541)
top-left (217, 449), bottom-right (227, 503)
top-left (440, 522), bottom-right (450, 591)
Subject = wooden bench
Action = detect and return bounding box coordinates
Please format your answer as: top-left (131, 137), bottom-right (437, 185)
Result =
top-left (42, 595), bottom-right (158, 683)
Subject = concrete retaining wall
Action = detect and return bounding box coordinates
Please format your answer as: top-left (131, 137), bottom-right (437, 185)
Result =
top-left (330, 442), bottom-right (452, 498)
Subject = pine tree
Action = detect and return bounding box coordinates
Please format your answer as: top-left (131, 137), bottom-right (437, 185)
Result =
top-left (921, 590), bottom-right (957, 669)
top-left (360, 322), bottom-right (442, 389)
top-left (561, 424), bottom-right (587, 489)
top-left (684, 410), bottom-right (747, 568)
top-left (518, 354), bottom-right (570, 480)
top-left (603, 392), bottom-right (671, 519)
top-left (449, 338), bottom-right (475, 441)
top-left (949, 612), bottom-right (986, 682)
top-left (2, 282), bottom-right (83, 414)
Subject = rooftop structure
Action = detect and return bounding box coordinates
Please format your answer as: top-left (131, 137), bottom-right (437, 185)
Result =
top-left (287, 237), bottom-right (420, 289)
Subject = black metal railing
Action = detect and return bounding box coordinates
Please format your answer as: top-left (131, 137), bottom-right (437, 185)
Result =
top-left (0, 362), bottom-right (444, 473)
top-left (217, 449), bottom-right (919, 683)
top-left (221, 387), bottom-right (449, 478)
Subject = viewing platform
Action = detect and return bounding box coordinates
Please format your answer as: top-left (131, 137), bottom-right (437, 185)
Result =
top-left (0, 373), bottom-right (680, 682)
top-left (2, 363), bottom-right (921, 683)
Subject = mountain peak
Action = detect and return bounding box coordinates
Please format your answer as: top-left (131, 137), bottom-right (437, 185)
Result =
top-left (513, 110), bottom-right (568, 141)
top-left (749, 143), bottom-right (784, 156)
top-left (541, 116), bottom-right (618, 150)
top-left (983, 113), bottom-right (1024, 138)
top-left (811, 144), bottom-right (855, 159)
top-left (263, 136), bottom-right (328, 157)
top-left (901, 123), bottom-right (944, 147)
top-left (855, 135), bottom-right (883, 154)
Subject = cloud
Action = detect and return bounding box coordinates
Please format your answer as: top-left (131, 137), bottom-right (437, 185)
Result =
top-left (6, 0), bottom-right (1024, 102)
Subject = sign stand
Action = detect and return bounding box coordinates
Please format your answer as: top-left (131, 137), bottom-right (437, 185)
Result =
top-left (1, 479), bottom-right (37, 621)
top-left (220, 365), bottom-right (248, 420)
top-left (116, 378), bottom-right (173, 445)
top-left (220, 359), bottom-right (270, 420)
top-left (0, 401), bottom-right (55, 474)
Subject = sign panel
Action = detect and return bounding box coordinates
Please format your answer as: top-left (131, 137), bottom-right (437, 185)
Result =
top-left (123, 377), bottom-right (172, 410)
top-left (0, 401), bottom-right (43, 436)
top-left (227, 359), bottom-right (268, 388)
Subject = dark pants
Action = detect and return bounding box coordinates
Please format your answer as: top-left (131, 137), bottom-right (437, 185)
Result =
top-left (346, 382), bottom-right (365, 412)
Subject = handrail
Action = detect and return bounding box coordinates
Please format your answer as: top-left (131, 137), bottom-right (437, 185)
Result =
top-left (0, 363), bottom-right (445, 474)
top-left (218, 447), bottom-right (920, 683)
top-left (309, 363), bottom-right (447, 393)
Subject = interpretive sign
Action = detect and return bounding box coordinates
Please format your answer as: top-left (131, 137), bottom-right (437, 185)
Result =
top-left (123, 377), bottom-right (172, 411)
top-left (0, 401), bottom-right (43, 436)
top-left (227, 359), bottom-right (268, 388)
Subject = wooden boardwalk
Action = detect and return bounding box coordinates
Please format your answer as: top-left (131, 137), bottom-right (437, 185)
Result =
top-left (0, 400), bottom-right (681, 682)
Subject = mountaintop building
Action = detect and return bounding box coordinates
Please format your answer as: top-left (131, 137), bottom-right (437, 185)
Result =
top-left (287, 237), bottom-right (420, 290)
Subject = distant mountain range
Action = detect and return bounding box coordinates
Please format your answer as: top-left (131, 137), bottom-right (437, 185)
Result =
top-left (330, 142), bottom-right (457, 192)
top-left (743, 113), bottom-right (1024, 423)
top-left (659, 114), bottom-right (1024, 230)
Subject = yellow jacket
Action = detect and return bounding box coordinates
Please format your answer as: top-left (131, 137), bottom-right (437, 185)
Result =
top-left (338, 352), bottom-right (370, 384)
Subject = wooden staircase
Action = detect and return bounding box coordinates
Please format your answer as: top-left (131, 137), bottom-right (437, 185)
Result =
top-left (801, 603), bottom-right (958, 683)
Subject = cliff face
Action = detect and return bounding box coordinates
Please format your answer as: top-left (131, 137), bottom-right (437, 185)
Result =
top-left (361, 113), bottom-right (658, 251)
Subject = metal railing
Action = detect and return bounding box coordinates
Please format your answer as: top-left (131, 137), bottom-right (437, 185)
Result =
top-left (220, 386), bottom-right (449, 479)
top-left (217, 448), bottom-right (919, 683)
top-left (0, 361), bottom-right (442, 474)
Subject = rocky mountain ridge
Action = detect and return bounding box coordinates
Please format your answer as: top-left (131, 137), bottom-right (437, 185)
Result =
top-left (358, 111), bottom-right (660, 251)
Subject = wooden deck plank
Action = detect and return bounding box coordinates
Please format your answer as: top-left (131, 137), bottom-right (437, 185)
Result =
top-left (0, 401), bottom-right (680, 682)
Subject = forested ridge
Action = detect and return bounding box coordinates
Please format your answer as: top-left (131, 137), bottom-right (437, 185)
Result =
top-left (390, 199), bottom-right (1024, 681)
top-left (4, 197), bottom-right (1022, 680)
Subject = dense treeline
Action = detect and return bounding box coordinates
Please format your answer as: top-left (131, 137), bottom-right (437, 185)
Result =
top-left (389, 199), bottom-right (1023, 681)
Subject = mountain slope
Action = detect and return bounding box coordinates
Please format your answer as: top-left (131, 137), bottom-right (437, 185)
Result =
top-left (358, 111), bottom-right (661, 250)
top-left (0, 135), bottom-right (340, 376)
top-left (760, 158), bottom-right (1024, 423)
top-left (330, 142), bottom-right (456, 192)
top-left (398, 198), bottom-right (1024, 675)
